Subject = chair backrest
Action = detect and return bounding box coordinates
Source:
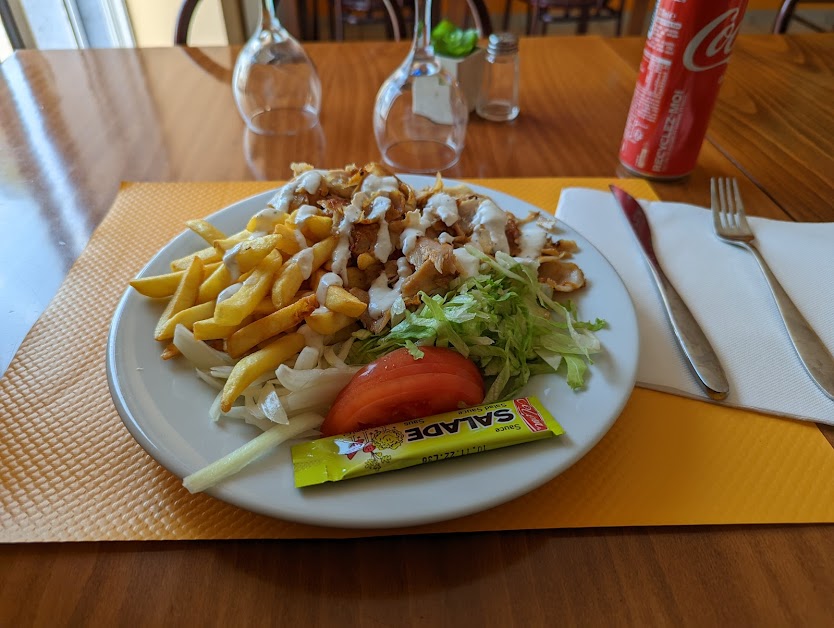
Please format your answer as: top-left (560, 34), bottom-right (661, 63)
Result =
top-left (466, 0), bottom-right (493, 36)
top-left (175, 0), bottom-right (201, 45)
top-left (334, 0), bottom-right (407, 41)
top-left (773, 0), bottom-right (829, 33)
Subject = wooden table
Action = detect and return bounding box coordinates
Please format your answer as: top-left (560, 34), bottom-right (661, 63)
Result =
top-left (1, 35), bottom-right (833, 625)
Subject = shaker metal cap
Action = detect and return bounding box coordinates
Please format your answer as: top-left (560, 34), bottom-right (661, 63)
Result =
top-left (487, 32), bottom-right (518, 55)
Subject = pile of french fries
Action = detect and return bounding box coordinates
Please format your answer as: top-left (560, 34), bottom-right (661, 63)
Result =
top-left (130, 212), bottom-right (368, 414)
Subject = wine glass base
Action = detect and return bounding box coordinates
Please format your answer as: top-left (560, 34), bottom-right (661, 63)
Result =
top-left (245, 107), bottom-right (320, 136)
top-left (380, 139), bottom-right (462, 173)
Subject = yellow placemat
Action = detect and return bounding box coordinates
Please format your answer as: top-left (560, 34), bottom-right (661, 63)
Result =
top-left (2, 178), bottom-right (834, 543)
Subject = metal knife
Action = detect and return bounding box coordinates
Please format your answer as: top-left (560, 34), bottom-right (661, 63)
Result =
top-left (610, 185), bottom-right (730, 400)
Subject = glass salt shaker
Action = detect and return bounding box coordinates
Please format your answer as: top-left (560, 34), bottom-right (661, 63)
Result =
top-left (476, 32), bottom-right (519, 122)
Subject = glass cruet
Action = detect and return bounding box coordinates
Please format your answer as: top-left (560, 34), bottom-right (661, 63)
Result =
top-left (372, 0), bottom-right (468, 173)
top-left (232, 0), bottom-right (322, 135)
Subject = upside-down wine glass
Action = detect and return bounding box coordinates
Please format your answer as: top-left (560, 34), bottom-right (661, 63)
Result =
top-left (232, 0), bottom-right (322, 135)
top-left (373, 0), bottom-right (468, 172)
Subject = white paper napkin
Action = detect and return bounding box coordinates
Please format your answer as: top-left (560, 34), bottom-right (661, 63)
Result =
top-left (556, 188), bottom-right (834, 425)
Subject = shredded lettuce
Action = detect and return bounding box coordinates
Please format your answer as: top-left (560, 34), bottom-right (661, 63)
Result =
top-left (349, 247), bottom-right (605, 403)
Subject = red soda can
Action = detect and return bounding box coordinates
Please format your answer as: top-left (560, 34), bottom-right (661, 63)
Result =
top-left (619, 0), bottom-right (748, 180)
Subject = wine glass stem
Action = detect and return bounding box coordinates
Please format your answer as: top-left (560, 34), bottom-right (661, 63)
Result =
top-left (411, 0), bottom-right (434, 63)
top-left (261, 0), bottom-right (277, 29)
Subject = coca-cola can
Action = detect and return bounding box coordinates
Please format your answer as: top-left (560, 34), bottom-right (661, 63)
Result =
top-left (619, 0), bottom-right (748, 180)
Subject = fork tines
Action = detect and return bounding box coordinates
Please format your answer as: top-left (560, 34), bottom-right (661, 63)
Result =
top-left (711, 177), bottom-right (750, 234)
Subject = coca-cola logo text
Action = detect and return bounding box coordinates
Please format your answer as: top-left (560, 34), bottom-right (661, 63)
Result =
top-left (683, 8), bottom-right (742, 72)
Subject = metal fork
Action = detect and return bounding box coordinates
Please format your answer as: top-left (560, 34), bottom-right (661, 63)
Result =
top-left (711, 177), bottom-right (834, 401)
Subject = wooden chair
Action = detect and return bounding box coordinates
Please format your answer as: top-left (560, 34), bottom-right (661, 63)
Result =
top-left (462, 0), bottom-right (493, 37)
top-left (328, 0), bottom-right (491, 41)
top-left (175, 0), bottom-right (201, 45)
top-left (329, 0), bottom-right (408, 41)
top-left (502, 0), bottom-right (623, 36)
top-left (177, 1), bottom-right (315, 44)
top-left (773, 0), bottom-right (830, 34)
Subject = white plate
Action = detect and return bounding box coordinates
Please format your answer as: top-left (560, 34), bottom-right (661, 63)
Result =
top-left (106, 176), bottom-right (638, 529)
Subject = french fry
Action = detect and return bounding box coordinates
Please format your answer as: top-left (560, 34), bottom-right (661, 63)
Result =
top-left (246, 211), bottom-right (288, 233)
top-left (214, 250), bottom-right (283, 326)
top-left (197, 263), bottom-right (233, 303)
top-left (227, 295), bottom-right (317, 358)
top-left (356, 252), bottom-right (378, 271)
top-left (305, 307), bottom-right (355, 336)
top-left (227, 234), bottom-right (282, 274)
top-left (186, 219), bottom-right (226, 245)
top-left (300, 215), bottom-right (333, 242)
top-left (273, 224), bottom-right (305, 255)
top-left (154, 257), bottom-right (203, 340)
top-left (309, 236), bottom-right (338, 269)
top-left (270, 262), bottom-right (305, 309)
top-left (220, 333), bottom-right (305, 412)
top-left (193, 316), bottom-right (251, 341)
top-left (170, 247), bottom-right (221, 272)
top-left (161, 343), bottom-right (181, 360)
top-left (155, 300), bottom-right (216, 341)
top-left (276, 237), bottom-right (336, 307)
top-left (291, 290), bottom-right (315, 303)
top-left (252, 297), bottom-right (278, 317)
top-left (130, 262), bottom-right (219, 299)
top-left (324, 285), bottom-right (368, 317)
top-left (309, 268), bottom-right (327, 294)
top-left (212, 230), bottom-right (251, 252)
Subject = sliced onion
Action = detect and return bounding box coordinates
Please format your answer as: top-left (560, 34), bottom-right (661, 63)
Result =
top-left (257, 383), bottom-right (289, 424)
top-left (196, 368), bottom-right (224, 390)
top-left (275, 364), bottom-right (359, 393)
top-left (172, 325), bottom-right (234, 370)
top-left (294, 346), bottom-right (320, 371)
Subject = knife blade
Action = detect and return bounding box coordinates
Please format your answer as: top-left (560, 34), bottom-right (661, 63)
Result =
top-left (610, 185), bottom-right (730, 400)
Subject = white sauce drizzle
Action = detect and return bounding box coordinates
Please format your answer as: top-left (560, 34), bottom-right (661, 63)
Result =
top-left (398, 194), bottom-right (460, 256)
top-left (424, 192), bottom-right (459, 226)
top-left (399, 210), bottom-right (428, 256)
top-left (332, 198), bottom-right (363, 281)
top-left (518, 220), bottom-right (547, 259)
top-left (470, 199), bottom-right (509, 254)
top-left (222, 242), bottom-right (245, 280)
top-left (374, 217), bottom-right (393, 262)
top-left (253, 171), bottom-right (322, 233)
top-left (315, 272), bottom-right (343, 305)
top-left (360, 174), bottom-right (399, 194)
top-left (293, 228), bottom-right (308, 250)
top-left (367, 196), bottom-right (391, 221)
top-left (295, 170), bottom-right (323, 195)
top-left (438, 232), bottom-right (455, 245)
top-left (251, 206), bottom-right (286, 234)
top-left (397, 257), bottom-right (412, 278)
top-left (294, 204), bottom-right (320, 225)
top-left (216, 282), bottom-right (242, 304)
top-left (364, 196), bottom-right (393, 262)
top-left (368, 270), bottom-right (405, 319)
top-left (294, 248), bottom-right (315, 280)
top-left (453, 248), bottom-right (481, 278)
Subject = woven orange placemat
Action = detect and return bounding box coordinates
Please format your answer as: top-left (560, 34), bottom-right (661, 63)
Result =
top-left (2, 178), bottom-right (834, 543)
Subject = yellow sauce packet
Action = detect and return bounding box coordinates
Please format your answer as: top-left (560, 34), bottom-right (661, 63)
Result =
top-left (292, 397), bottom-right (564, 488)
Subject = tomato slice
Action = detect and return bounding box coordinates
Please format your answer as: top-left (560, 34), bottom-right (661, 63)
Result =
top-left (348, 346), bottom-right (483, 386)
top-left (320, 347), bottom-right (485, 436)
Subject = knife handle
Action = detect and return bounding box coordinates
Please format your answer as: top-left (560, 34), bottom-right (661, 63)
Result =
top-left (644, 260), bottom-right (730, 400)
